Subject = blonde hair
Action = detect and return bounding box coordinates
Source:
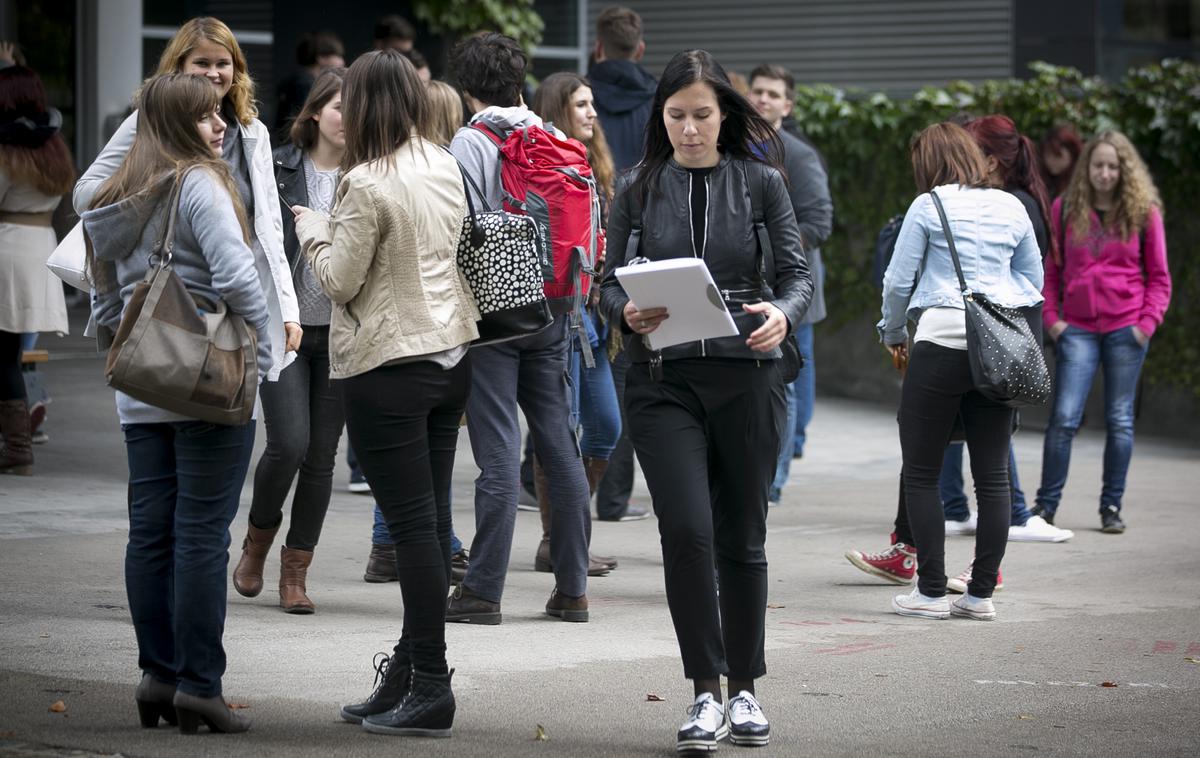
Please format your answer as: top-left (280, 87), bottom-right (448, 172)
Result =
top-left (424, 80), bottom-right (464, 147)
top-left (155, 17), bottom-right (258, 125)
top-left (1062, 130), bottom-right (1162, 244)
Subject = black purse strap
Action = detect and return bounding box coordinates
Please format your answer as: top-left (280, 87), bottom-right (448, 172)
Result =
top-left (928, 189), bottom-right (971, 298)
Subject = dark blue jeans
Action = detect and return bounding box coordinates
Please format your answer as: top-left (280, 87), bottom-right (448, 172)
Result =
top-left (123, 420), bottom-right (255, 697)
top-left (1036, 325), bottom-right (1149, 515)
top-left (940, 442), bottom-right (1031, 526)
top-left (569, 310), bottom-right (622, 459)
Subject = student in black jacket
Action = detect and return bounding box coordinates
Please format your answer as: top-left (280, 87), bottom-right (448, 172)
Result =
top-left (599, 49), bottom-right (811, 754)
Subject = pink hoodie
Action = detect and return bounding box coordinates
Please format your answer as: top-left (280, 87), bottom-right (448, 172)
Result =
top-left (1044, 197), bottom-right (1172, 338)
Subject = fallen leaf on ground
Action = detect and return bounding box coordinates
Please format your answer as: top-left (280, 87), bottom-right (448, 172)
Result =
top-left (226, 702), bottom-right (250, 709)
top-left (48, 701), bottom-right (66, 713)
top-left (1184, 657), bottom-right (1200, 664)
top-left (534, 724), bottom-right (549, 741)
top-left (646, 693), bottom-right (666, 702)
top-left (1017, 714), bottom-right (1033, 720)
top-left (766, 604), bottom-right (785, 609)
top-left (38, 634), bottom-right (49, 639)
top-left (1100, 682), bottom-right (1118, 688)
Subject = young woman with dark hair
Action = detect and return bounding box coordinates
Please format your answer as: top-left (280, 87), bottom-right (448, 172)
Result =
top-left (82, 72), bottom-right (273, 735)
top-left (293, 49), bottom-right (478, 738)
top-left (0, 60), bottom-right (74, 475)
top-left (878, 122), bottom-right (1043, 623)
top-left (1034, 131), bottom-right (1171, 534)
top-left (1040, 123), bottom-right (1083, 198)
top-left (230, 67), bottom-right (346, 614)
top-left (599, 49), bottom-right (811, 752)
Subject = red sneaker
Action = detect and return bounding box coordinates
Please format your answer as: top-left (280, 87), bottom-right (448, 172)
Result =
top-left (946, 564), bottom-right (1004, 594)
top-left (844, 542), bottom-right (916, 585)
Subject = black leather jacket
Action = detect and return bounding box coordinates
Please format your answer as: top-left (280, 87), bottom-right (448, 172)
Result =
top-left (599, 155), bottom-right (813, 363)
top-left (272, 143), bottom-right (307, 276)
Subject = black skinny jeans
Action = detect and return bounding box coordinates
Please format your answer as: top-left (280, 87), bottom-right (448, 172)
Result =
top-left (339, 357), bottom-right (471, 673)
top-left (0, 330), bottom-right (25, 401)
top-left (625, 357), bottom-right (784, 681)
top-left (900, 342), bottom-right (1013, 598)
top-left (249, 325), bottom-right (345, 550)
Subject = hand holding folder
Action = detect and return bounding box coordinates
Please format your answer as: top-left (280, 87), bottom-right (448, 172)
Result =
top-left (614, 258), bottom-right (739, 350)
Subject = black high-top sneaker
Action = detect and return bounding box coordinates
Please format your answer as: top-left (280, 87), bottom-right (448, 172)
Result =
top-left (362, 669), bottom-right (456, 738)
top-left (340, 651), bottom-right (412, 724)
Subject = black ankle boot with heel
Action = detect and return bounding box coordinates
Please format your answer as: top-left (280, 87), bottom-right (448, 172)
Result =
top-left (172, 691), bottom-right (251, 734)
top-left (361, 668), bottom-right (456, 737)
top-left (135, 674), bottom-right (177, 728)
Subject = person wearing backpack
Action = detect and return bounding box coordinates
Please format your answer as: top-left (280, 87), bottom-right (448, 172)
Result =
top-left (600, 50), bottom-right (811, 752)
top-left (445, 33), bottom-right (593, 626)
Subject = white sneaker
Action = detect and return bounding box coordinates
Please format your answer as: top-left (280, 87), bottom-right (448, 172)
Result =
top-left (891, 587), bottom-right (950, 619)
top-left (951, 593), bottom-right (997, 621)
top-left (947, 564), bottom-right (1004, 594)
top-left (944, 511), bottom-right (977, 536)
top-left (676, 693), bottom-right (728, 753)
top-left (727, 691), bottom-right (770, 746)
top-left (1008, 515), bottom-right (1074, 542)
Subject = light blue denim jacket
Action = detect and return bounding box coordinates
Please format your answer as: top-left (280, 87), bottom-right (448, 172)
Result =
top-left (877, 184), bottom-right (1044, 345)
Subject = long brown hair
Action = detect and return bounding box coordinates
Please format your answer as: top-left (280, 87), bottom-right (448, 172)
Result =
top-left (424, 80), bottom-right (464, 147)
top-left (0, 65), bottom-right (76, 195)
top-left (532, 72), bottom-right (615, 201)
top-left (289, 67), bottom-right (345, 150)
top-left (155, 17), bottom-right (258, 125)
top-left (90, 74), bottom-right (250, 239)
top-left (341, 49), bottom-right (427, 173)
top-left (910, 122), bottom-right (990, 193)
top-left (1062, 130), bottom-right (1162, 244)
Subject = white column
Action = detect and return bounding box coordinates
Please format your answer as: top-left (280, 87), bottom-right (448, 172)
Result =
top-left (77, 0), bottom-right (142, 165)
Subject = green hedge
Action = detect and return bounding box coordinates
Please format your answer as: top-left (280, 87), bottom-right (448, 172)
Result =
top-left (793, 60), bottom-right (1200, 396)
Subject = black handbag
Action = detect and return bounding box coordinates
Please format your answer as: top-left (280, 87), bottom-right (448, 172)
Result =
top-left (928, 190), bottom-right (1050, 408)
top-left (454, 163), bottom-right (554, 346)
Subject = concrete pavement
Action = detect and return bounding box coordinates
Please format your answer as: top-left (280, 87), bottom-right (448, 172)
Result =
top-left (1, 325), bottom-right (1198, 757)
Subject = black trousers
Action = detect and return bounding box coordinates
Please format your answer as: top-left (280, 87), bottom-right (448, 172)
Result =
top-left (0, 330), bottom-right (25, 401)
top-left (339, 357), bottom-right (471, 672)
top-left (900, 342), bottom-right (1012, 598)
top-left (625, 357), bottom-right (784, 680)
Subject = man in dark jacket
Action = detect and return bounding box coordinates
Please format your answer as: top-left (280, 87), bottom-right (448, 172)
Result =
top-left (748, 63), bottom-right (834, 505)
top-left (587, 6), bottom-right (657, 171)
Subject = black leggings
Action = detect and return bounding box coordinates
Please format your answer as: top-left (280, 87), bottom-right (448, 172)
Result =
top-left (0, 331), bottom-right (25, 401)
top-left (900, 342), bottom-right (1013, 599)
top-left (339, 357), bottom-right (471, 673)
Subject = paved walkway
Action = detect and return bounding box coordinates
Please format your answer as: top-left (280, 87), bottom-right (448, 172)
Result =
top-left (1, 337), bottom-right (1197, 757)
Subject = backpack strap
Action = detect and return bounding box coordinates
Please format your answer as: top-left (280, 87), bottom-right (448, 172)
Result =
top-left (472, 121), bottom-right (506, 146)
top-left (747, 162), bottom-right (774, 287)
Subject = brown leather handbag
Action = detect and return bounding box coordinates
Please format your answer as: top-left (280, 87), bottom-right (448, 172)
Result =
top-left (104, 172), bottom-right (258, 425)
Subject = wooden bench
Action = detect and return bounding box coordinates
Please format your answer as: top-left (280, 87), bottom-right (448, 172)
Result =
top-left (20, 349), bottom-right (49, 366)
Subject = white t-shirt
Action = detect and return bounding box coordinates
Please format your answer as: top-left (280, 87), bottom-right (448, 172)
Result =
top-left (914, 306), bottom-right (967, 350)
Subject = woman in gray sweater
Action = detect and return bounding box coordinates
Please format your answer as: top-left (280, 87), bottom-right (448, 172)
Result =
top-left (82, 73), bottom-right (272, 735)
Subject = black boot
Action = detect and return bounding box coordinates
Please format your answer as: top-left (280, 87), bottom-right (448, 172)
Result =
top-left (361, 669), bottom-right (456, 738)
top-left (340, 650), bottom-right (412, 724)
top-left (364, 543), bottom-right (399, 583)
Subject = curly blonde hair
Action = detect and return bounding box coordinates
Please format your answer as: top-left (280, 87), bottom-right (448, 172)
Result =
top-left (154, 17), bottom-right (258, 125)
top-left (1062, 130), bottom-right (1162, 246)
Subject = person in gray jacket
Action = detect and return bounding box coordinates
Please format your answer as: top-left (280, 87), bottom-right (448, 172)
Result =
top-left (82, 74), bottom-right (272, 735)
top-left (747, 63), bottom-right (834, 503)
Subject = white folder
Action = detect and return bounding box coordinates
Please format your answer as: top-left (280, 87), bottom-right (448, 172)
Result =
top-left (614, 257), bottom-right (739, 350)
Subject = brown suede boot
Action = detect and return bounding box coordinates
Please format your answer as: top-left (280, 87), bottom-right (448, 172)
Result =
top-left (582, 456), bottom-right (609, 495)
top-left (279, 546), bottom-right (315, 614)
top-left (0, 399), bottom-right (33, 475)
top-left (532, 455), bottom-right (615, 576)
top-left (232, 520), bottom-right (280, 598)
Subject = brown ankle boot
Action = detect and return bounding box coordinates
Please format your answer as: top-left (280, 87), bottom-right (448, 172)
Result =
top-left (0, 399), bottom-right (33, 475)
top-left (534, 455), bottom-right (616, 575)
top-left (582, 456), bottom-right (609, 496)
top-left (279, 546), bottom-right (315, 614)
top-left (232, 520), bottom-right (280, 598)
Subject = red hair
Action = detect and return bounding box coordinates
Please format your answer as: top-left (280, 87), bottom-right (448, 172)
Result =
top-left (0, 66), bottom-right (75, 195)
top-left (964, 114), bottom-right (1056, 263)
top-left (1039, 123), bottom-right (1083, 197)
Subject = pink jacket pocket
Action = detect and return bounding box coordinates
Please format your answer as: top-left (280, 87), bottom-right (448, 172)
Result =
top-left (1063, 279), bottom-right (1096, 320)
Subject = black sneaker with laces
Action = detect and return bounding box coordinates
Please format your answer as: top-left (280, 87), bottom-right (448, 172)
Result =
top-left (362, 669), bottom-right (455, 737)
top-left (1100, 506), bottom-right (1126, 534)
top-left (340, 650), bottom-right (411, 724)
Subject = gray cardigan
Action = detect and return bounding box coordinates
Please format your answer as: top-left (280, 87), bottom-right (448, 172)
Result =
top-left (778, 129), bottom-right (833, 324)
top-left (82, 169), bottom-right (273, 424)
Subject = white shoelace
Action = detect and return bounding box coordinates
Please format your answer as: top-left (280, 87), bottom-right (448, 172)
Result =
top-left (730, 695), bottom-right (762, 721)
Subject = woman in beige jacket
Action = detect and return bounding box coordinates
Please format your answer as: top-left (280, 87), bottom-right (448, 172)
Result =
top-left (293, 49), bottom-right (478, 739)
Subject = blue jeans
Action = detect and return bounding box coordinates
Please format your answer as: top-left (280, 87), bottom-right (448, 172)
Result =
top-left (769, 381), bottom-right (797, 502)
top-left (770, 325), bottom-right (813, 501)
top-left (569, 310), bottom-right (622, 459)
top-left (939, 442), bottom-right (1031, 525)
top-left (1036, 325), bottom-right (1148, 515)
top-left (123, 420), bottom-right (255, 697)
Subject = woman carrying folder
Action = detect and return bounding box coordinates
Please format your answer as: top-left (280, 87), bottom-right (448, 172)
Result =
top-left (598, 49), bottom-right (811, 754)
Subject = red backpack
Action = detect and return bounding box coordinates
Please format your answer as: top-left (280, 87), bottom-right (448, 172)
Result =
top-left (475, 122), bottom-right (604, 363)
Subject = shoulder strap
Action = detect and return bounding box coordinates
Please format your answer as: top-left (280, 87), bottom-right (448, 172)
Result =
top-left (929, 190), bottom-right (969, 295)
top-left (151, 169), bottom-right (192, 266)
top-left (746, 162), bottom-right (775, 285)
top-left (624, 181), bottom-right (644, 264)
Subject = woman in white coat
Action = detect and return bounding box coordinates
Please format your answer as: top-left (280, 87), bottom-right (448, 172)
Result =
top-left (73, 17), bottom-right (300, 380)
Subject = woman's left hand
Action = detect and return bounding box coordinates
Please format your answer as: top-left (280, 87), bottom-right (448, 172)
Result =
top-left (1132, 325), bottom-right (1149, 347)
top-left (291, 205), bottom-right (313, 222)
top-left (744, 302), bottom-right (788, 353)
top-left (284, 322), bottom-right (303, 352)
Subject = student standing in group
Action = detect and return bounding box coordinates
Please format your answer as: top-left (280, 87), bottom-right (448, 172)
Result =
top-left (746, 63), bottom-right (833, 505)
top-left (73, 17), bottom-right (301, 378)
top-left (294, 50), bottom-right (478, 737)
top-left (0, 59), bottom-right (73, 475)
top-left (1039, 123), bottom-right (1083, 198)
top-left (444, 33), bottom-right (593, 626)
top-left (529, 72), bottom-right (622, 576)
top-left (600, 49), bottom-right (811, 752)
top-left (878, 122), bottom-right (1043, 623)
top-left (82, 73), bottom-right (273, 735)
top-left (1033, 131), bottom-right (1171, 535)
top-left (230, 68), bottom-right (347, 614)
